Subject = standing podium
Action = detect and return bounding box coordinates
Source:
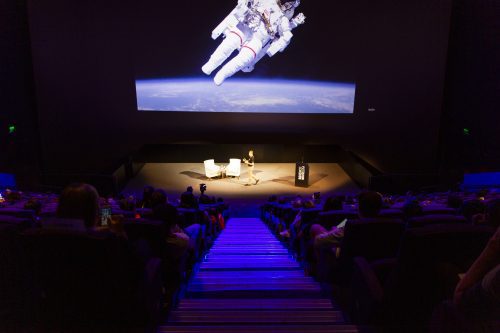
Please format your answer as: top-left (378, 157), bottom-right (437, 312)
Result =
top-left (295, 162), bottom-right (309, 187)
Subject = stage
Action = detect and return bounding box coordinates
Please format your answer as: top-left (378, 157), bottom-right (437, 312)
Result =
top-left (123, 163), bottom-right (359, 203)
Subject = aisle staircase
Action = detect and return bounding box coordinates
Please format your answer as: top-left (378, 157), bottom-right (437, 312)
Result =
top-left (159, 218), bottom-right (365, 332)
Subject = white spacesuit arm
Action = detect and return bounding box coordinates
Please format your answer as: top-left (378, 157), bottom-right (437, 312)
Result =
top-left (267, 17), bottom-right (293, 57)
top-left (211, 2), bottom-right (250, 40)
top-left (289, 13), bottom-right (306, 29)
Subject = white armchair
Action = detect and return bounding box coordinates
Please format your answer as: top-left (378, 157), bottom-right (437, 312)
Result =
top-left (204, 159), bottom-right (221, 179)
top-left (226, 158), bottom-right (241, 178)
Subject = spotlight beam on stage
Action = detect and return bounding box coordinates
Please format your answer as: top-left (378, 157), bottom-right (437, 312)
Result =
top-left (123, 163), bottom-right (359, 200)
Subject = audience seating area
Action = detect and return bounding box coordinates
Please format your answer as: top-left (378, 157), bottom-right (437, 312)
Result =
top-left (0, 186), bottom-right (499, 332)
top-left (261, 190), bottom-right (500, 332)
top-left (0, 187), bottom-right (228, 331)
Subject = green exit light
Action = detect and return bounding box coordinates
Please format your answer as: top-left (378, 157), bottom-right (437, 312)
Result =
top-left (8, 125), bottom-right (16, 134)
top-left (463, 128), bottom-right (470, 136)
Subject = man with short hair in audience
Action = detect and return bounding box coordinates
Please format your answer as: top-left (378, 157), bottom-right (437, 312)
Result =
top-left (310, 191), bottom-right (383, 250)
top-left (151, 189), bottom-right (168, 209)
top-left (180, 186), bottom-right (198, 209)
top-left (138, 185), bottom-right (155, 208)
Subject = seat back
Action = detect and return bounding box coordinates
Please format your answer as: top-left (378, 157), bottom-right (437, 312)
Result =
top-left (390, 224), bottom-right (494, 324)
top-left (20, 229), bottom-right (138, 323)
top-left (123, 219), bottom-right (166, 258)
top-left (422, 206), bottom-right (457, 215)
top-left (226, 158), bottom-right (241, 176)
top-left (318, 210), bottom-right (358, 229)
top-left (378, 209), bottom-right (404, 219)
top-left (340, 218), bottom-right (405, 262)
top-left (407, 214), bottom-right (467, 228)
top-left (204, 159), bottom-right (215, 168)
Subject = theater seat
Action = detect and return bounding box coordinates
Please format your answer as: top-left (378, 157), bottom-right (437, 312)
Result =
top-left (317, 218), bottom-right (405, 283)
top-left (19, 228), bottom-right (163, 328)
top-left (350, 224), bottom-right (494, 328)
top-left (317, 210), bottom-right (358, 229)
top-left (408, 214), bottom-right (467, 228)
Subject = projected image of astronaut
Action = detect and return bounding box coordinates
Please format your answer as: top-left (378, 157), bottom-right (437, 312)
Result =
top-left (201, 0), bottom-right (306, 86)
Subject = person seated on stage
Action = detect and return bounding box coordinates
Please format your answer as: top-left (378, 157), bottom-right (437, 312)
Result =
top-left (198, 183), bottom-right (213, 205)
top-left (138, 185), bottom-right (155, 208)
top-left (180, 186), bottom-right (198, 209)
top-left (56, 183), bottom-right (127, 239)
top-left (310, 191), bottom-right (383, 251)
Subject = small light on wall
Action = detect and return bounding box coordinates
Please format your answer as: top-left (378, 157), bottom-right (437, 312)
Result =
top-left (8, 125), bottom-right (16, 135)
top-left (463, 128), bottom-right (470, 136)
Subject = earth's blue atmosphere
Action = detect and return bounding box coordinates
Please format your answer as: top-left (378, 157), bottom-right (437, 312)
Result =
top-left (135, 78), bottom-right (355, 114)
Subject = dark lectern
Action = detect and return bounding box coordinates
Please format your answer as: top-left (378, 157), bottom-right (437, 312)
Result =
top-left (295, 162), bottom-right (309, 187)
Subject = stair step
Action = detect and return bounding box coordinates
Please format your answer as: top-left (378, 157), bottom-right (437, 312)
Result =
top-left (168, 310), bottom-right (345, 324)
top-left (188, 282), bottom-right (321, 292)
top-left (177, 298), bottom-right (337, 310)
top-left (159, 325), bottom-right (364, 333)
top-left (191, 277), bottom-right (315, 284)
top-left (194, 270), bottom-right (306, 279)
top-left (199, 263), bottom-right (300, 270)
top-left (160, 218), bottom-right (358, 332)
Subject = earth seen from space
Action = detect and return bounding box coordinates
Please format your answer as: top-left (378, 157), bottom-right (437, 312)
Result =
top-left (135, 78), bottom-right (355, 114)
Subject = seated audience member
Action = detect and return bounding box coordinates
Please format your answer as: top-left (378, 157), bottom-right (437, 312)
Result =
top-left (447, 193), bottom-right (464, 210)
top-left (461, 199), bottom-right (486, 222)
top-left (280, 199), bottom-right (318, 238)
top-left (198, 184), bottom-right (213, 205)
top-left (431, 225), bottom-right (500, 333)
top-left (4, 189), bottom-right (22, 203)
top-left (24, 198), bottom-right (42, 215)
top-left (402, 198), bottom-right (424, 219)
top-left (56, 183), bottom-right (126, 238)
top-left (154, 203), bottom-right (201, 261)
top-left (138, 186), bottom-right (155, 208)
top-left (291, 195), bottom-right (304, 209)
top-left (310, 191), bottom-right (383, 250)
top-left (180, 186), bottom-right (198, 209)
top-left (118, 195), bottom-right (136, 211)
top-left (322, 196), bottom-right (344, 212)
top-left (472, 199), bottom-right (500, 227)
top-left (151, 189), bottom-right (168, 208)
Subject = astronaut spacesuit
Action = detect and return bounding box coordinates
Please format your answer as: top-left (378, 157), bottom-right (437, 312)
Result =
top-left (202, 0), bottom-right (305, 86)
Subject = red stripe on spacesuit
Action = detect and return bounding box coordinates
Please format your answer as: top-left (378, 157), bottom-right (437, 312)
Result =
top-left (229, 31), bottom-right (243, 46)
top-left (242, 45), bottom-right (257, 59)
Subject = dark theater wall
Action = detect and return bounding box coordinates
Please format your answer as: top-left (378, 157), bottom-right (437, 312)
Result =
top-left (27, 0), bottom-right (452, 175)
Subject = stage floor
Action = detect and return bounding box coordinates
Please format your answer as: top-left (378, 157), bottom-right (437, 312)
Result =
top-left (123, 163), bottom-right (359, 202)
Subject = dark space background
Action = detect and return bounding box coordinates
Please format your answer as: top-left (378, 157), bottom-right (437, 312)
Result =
top-left (2, 0), bottom-right (499, 187)
top-left (134, 0), bottom-right (360, 82)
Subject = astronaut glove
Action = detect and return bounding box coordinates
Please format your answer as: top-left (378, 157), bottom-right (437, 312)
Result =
top-left (293, 13), bottom-right (306, 25)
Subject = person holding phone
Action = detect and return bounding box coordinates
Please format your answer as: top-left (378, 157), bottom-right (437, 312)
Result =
top-left (243, 149), bottom-right (259, 185)
top-left (56, 183), bottom-right (126, 239)
top-left (310, 191), bottom-right (383, 252)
